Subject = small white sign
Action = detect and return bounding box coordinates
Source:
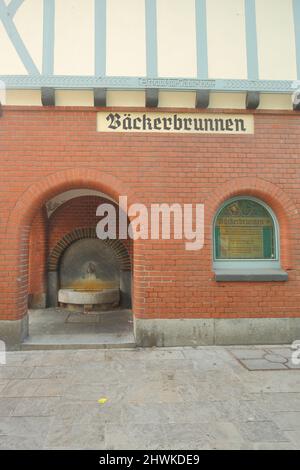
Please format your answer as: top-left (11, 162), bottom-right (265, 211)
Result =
top-left (97, 111), bottom-right (254, 134)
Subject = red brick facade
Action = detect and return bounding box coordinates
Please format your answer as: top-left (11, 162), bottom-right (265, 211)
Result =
top-left (28, 207), bottom-right (47, 304)
top-left (1, 106), bottom-right (300, 322)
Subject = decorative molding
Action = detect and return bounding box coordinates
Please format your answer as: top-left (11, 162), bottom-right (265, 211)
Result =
top-left (195, 0), bottom-right (208, 79)
top-left (195, 90), bottom-right (210, 108)
top-left (145, 0), bottom-right (158, 78)
top-left (0, 75), bottom-right (296, 94)
top-left (245, 0), bottom-right (259, 80)
top-left (0, 0), bottom-right (40, 75)
top-left (41, 87), bottom-right (55, 106)
top-left (95, 0), bottom-right (106, 76)
top-left (145, 88), bottom-right (158, 107)
top-left (246, 91), bottom-right (260, 109)
top-left (42, 0), bottom-right (55, 75)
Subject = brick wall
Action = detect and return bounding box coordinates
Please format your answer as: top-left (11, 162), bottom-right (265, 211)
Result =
top-left (28, 206), bottom-right (47, 306)
top-left (1, 106), bottom-right (300, 320)
top-left (48, 195), bottom-right (131, 256)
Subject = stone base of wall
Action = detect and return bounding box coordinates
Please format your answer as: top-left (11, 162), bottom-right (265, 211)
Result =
top-left (28, 293), bottom-right (46, 309)
top-left (134, 317), bottom-right (300, 347)
top-left (0, 315), bottom-right (29, 350)
top-left (2, 315), bottom-right (300, 350)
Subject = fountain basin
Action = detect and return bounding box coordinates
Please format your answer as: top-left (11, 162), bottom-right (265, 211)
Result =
top-left (58, 288), bottom-right (120, 312)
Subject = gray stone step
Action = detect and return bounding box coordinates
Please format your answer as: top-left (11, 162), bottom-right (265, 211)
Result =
top-left (21, 334), bottom-right (136, 351)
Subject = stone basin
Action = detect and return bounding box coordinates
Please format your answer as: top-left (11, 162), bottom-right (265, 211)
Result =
top-left (58, 287), bottom-right (120, 311)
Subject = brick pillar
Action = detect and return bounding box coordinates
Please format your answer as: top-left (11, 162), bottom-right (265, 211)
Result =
top-left (28, 206), bottom-right (48, 309)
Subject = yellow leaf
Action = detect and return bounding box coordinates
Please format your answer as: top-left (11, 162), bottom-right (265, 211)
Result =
top-left (98, 397), bottom-right (108, 404)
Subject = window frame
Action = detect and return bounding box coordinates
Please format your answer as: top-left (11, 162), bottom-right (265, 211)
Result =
top-left (213, 196), bottom-right (281, 271)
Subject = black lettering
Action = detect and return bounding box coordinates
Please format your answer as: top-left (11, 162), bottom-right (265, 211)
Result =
top-left (142, 114), bottom-right (153, 130)
top-left (194, 118), bottom-right (205, 131)
top-left (162, 117), bottom-right (172, 130)
top-left (234, 118), bottom-right (247, 132)
top-left (183, 118), bottom-right (192, 131)
top-left (174, 114), bottom-right (183, 131)
top-left (106, 113), bottom-right (121, 130)
top-left (133, 117), bottom-right (142, 130)
top-left (204, 118), bottom-right (214, 132)
top-left (226, 118), bottom-right (234, 131)
top-left (122, 114), bottom-right (132, 130)
top-left (153, 117), bottom-right (162, 130)
top-left (214, 118), bottom-right (225, 132)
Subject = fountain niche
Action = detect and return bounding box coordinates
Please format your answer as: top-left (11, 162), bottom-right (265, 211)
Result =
top-left (58, 239), bottom-right (120, 312)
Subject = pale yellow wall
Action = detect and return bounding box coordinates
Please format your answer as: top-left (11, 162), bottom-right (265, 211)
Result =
top-left (0, 0), bottom-right (299, 109)
top-left (209, 93), bottom-right (246, 109)
top-left (4, 89), bottom-right (293, 110)
top-left (55, 90), bottom-right (94, 106)
top-left (158, 92), bottom-right (196, 108)
top-left (0, 23), bottom-right (27, 74)
top-left (156, 0), bottom-right (197, 78)
top-left (256, 0), bottom-right (297, 80)
top-left (206, 0), bottom-right (247, 79)
top-left (54, 0), bottom-right (94, 75)
top-left (14, 0), bottom-right (43, 73)
top-left (106, 0), bottom-right (146, 76)
top-left (6, 90), bottom-right (41, 105)
top-left (258, 94), bottom-right (293, 110)
top-left (106, 91), bottom-right (145, 107)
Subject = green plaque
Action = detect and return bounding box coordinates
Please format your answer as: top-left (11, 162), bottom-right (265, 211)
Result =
top-left (215, 200), bottom-right (275, 260)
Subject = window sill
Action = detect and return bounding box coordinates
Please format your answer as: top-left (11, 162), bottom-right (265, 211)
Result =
top-left (214, 269), bottom-right (288, 282)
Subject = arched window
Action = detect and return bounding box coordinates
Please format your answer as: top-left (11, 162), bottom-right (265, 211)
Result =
top-left (213, 197), bottom-right (287, 281)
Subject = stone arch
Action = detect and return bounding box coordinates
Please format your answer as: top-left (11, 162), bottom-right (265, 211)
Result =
top-left (3, 168), bottom-right (135, 324)
top-left (48, 227), bottom-right (131, 272)
top-left (206, 176), bottom-right (300, 269)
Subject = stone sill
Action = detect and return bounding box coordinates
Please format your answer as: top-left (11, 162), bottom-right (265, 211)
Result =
top-left (214, 269), bottom-right (288, 282)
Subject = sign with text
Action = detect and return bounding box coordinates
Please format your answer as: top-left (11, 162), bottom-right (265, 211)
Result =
top-left (97, 112), bottom-right (254, 134)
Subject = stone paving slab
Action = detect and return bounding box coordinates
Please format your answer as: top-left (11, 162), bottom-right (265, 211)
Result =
top-left (228, 346), bottom-right (300, 370)
top-left (12, 397), bottom-right (61, 417)
top-left (0, 417), bottom-right (52, 449)
top-left (241, 359), bottom-right (287, 370)
top-left (0, 346), bottom-right (299, 450)
top-left (284, 428), bottom-right (300, 447)
top-left (23, 309), bottom-right (135, 350)
top-left (271, 411), bottom-right (300, 430)
top-left (0, 398), bottom-right (19, 417)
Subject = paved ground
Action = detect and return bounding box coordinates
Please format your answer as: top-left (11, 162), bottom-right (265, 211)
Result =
top-left (0, 346), bottom-right (300, 450)
top-left (22, 309), bottom-right (135, 349)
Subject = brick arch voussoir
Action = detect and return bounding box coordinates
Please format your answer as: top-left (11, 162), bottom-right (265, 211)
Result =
top-left (206, 177), bottom-right (298, 223)
top-left (48, 227), bottom-right (131, 272)
top-left (6, 168), bottom-right (134, 238)
top-left (4, 168), bottom-right (134, 319)
top-left (205, 176), bottom-right (299, 268)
